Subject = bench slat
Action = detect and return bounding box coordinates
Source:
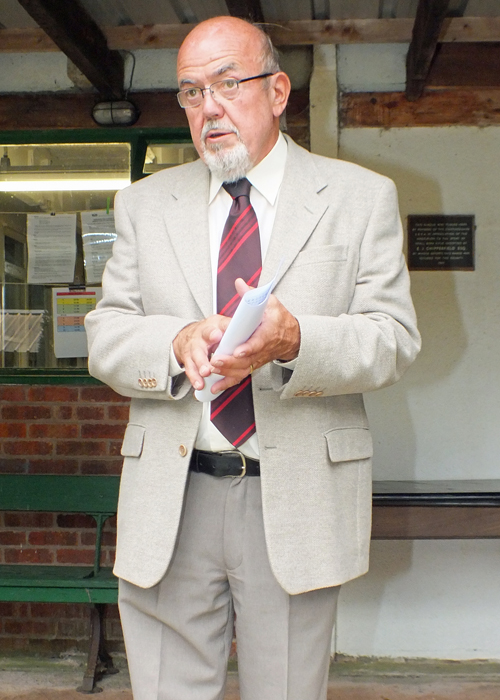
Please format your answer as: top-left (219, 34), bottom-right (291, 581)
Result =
top-left (0, 565), bottom-right (117, 588)
top-left (0, 475), bottom-right (120, 513)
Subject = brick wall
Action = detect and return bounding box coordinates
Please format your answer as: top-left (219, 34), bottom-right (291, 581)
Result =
top-left (0, 384), bottom-right (129, 653)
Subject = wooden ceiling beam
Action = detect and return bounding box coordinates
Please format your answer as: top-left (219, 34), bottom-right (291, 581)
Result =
top-left (405, 0), bottom-right (451, 101)
top-left (3, 17), bottom-right (500, 52)
top-left (226, 0), bottom-right (264, 23)
top-left (16, 0), bottom-right (124, 98)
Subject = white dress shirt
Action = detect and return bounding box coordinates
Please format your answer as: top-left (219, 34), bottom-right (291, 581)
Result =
top-left (171, 132), bottom-right (288, 458)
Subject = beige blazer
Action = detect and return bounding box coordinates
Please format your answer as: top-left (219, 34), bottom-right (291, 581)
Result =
top-left (85, 136), bottom-right (420, 595)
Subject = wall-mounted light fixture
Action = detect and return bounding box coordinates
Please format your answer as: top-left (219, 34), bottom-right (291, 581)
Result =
top-left (92, 100), bottom-right (139, 126)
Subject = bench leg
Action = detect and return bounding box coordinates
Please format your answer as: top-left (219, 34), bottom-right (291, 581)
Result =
top-left (77, 603), bottom-right (118, 694)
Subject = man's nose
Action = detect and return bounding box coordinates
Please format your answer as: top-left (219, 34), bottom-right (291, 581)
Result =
top-left (201, 89), bottom-right (224, 119)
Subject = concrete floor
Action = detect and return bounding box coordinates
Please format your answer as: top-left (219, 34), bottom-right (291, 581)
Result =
top-left (0, 654), bottom-right (499, 699)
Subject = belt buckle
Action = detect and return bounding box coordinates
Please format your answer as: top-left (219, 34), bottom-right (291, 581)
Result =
top-left (220, 450), bottom-right (247, 478)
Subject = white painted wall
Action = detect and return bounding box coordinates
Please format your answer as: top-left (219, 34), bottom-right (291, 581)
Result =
top-left (333, 86), bottom-right (500, 657)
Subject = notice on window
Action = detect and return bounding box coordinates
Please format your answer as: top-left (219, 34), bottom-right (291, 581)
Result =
top-left (81, 210), bottom-right (117, 285)
top-left (27, 214), bottom-right (77, 284)
top-left (52, 288), bottom-right (102, 358)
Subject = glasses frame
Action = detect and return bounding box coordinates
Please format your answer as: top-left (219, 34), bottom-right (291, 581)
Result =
top-left (176, 73), bottom-right (275, 109)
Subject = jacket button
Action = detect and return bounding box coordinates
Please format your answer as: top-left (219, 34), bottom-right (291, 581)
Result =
top-left (138, 378), bottom-right (144, 387)
top-left (179, 444), bottom-right (188, 457)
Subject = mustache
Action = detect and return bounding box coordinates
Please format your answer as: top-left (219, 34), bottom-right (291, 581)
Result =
top-left (201, 120), bottom-right (241, 142)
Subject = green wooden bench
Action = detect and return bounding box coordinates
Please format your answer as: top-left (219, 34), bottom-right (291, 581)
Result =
top-left (0, 474), bottom-right (120, 694)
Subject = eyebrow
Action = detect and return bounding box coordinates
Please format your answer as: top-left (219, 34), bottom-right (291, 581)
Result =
top-left (178, 63), bottom-right (240, 88)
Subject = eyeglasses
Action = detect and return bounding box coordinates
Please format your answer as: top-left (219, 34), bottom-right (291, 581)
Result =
top-left (177, 73), bottom-right (275, 109)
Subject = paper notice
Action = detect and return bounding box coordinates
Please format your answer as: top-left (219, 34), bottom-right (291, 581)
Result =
top-left (52, 288), bottom-right (102, 358)
top-left (81, 210), bottom-right (117, 285)
top-left (27, 214), bottom-right (77, 284)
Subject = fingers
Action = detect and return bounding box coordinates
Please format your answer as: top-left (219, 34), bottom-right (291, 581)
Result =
top-left (172, 316), bottom-right (230, 390)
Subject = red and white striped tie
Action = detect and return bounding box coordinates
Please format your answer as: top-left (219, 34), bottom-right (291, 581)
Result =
top-left (210, 178), bottom-right (262, 448)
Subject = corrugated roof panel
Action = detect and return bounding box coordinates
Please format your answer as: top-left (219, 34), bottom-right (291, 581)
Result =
top-left (329, 0), bottom-right (380, 19)
top-left (0, 0), bottom-right (38, 29)
top-left (466, 0), bottom-right (500, 15)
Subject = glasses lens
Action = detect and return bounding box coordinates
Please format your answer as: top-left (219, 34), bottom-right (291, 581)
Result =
top-left (212, 79), bottom-right (239, 100)
top-left (179, 88), bottom-right (202, 108)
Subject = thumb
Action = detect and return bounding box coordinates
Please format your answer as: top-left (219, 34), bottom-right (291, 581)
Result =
top-left (234, 277), bottom-right (253, 297)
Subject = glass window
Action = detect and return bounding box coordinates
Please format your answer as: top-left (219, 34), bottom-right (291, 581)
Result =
top-left (143, 142), bottom-right (198, 174)
top-left (0, 142), bottom-right (130, 370)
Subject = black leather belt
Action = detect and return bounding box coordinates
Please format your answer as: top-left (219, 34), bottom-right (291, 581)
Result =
top-left (189, 449), bottom-right (260, 478)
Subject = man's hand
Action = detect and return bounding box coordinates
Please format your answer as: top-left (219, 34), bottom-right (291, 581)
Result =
top-left (209, 278), bottom-right (300, 393)
top-left (172, 315), bottom-right (230, 391)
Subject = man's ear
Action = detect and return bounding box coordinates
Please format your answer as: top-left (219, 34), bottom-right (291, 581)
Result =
top-left (271, 72), bottom-right (291, 118)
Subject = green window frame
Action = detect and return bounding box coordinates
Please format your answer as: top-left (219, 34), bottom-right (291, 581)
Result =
top-left (0, 126), bottom-right (191, 385)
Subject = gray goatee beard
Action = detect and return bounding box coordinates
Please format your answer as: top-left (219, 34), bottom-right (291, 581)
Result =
top-left (201, 121), bottom-right (253, 183)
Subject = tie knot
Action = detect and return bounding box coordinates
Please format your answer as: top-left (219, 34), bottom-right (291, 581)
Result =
top-left (223, 178), bottom-right (251, 200)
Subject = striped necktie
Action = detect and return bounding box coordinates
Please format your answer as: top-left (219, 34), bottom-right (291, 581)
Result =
top-left (210, 178), bottom-right (262, 448)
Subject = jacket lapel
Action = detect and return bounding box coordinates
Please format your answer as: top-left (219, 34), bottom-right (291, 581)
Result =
top-left (165, 160), bottom-right (213, 319)
top-left (262, 137), bottom-right (329, 287)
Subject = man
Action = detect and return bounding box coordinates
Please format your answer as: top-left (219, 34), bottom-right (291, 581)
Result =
top-left (85, 16), bottom-right (420, 700)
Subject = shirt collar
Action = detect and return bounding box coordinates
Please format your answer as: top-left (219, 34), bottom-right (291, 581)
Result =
top-left (208, 132), bottom-right (287, 205)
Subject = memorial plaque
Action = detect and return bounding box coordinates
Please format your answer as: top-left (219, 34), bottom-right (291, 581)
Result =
top-left (408, 215), bottom-right (474, 271)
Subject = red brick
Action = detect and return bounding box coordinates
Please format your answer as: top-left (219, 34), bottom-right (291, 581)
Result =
top-left (81, 424), bottom-right (126, 439)
top-left (80, 459), bottom-right (122, 475)
top-left (0, 459), bottom-right (27, 473)
top-left (29, 424), bottom-right (78, 439)
top-left (56, 618), bottom-right (88, 638)
top-left (109, 441), bottom-right (123, 456)
top-left (80, 530), bottom-right (116, 547)
top-left (30, 602), bottom-right (86, 618)
top-left (56, 441), bottom-right (107, 456)
top-left (0, 531), bottom-right (27, 545)
top-left (107, 405), bottom-right (130, 421)
top-left (57, 514), bottom-right (95, 528)
top-left (56, 548), bottom-right (94, 565)
top-left (4, 513), bottom-right (54, 528)
top-left (4, 441), bottom-right (53, 456)
top-left (28, 387), bottom-right (78, 402)
top-left (55, 405), bottom-right (73, 420)
top-left (28, 530), bottom-right (78, 546)
top-left (79, 386), bottom-right (123, 403)
top-left (29, 459), bottom-right (79, 475)
top-left (4, 548), bottom-right (53, 564)
top-left (0, 386), bottom-right (26, 401)
top-left (1, 405), bottom-right (51, 421)
top-left (0, 602), bottom-right (16, 616)
top-left (76, 405), bottom-right (105, 421)
top-left (0, 423), bottom-right (26, 438)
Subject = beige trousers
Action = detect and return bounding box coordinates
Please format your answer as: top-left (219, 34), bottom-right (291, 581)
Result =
top-left (119, 471), bottom-right (340, 700)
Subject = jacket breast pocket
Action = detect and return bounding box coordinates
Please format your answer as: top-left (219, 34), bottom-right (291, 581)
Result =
top-left (294, 244), bottom-right (348, 266)
top-left (121, 423), bottom-right (146, 458)
top-left (324, 427), bottom-right (373, 464)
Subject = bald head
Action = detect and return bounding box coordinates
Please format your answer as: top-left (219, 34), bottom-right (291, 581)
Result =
top-left (176, 16), bottom-right (290, 178)
top-left (178, 17), bottom-right (279, 76)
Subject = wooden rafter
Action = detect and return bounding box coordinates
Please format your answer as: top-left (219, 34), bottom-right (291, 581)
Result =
top-left (406, 0), bottom-right (451, 101)
top-left (2, 17), bottom-right (500, 52)
top-left (226, 0), bottom-right (264, 23)
top-left (16, 0), bottom-right (124, 98)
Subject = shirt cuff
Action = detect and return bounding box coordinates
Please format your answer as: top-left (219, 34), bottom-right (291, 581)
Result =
top-left (169, 344), bottom-right (185, 377)
top-left (273, 357), bottom-right (297, 371)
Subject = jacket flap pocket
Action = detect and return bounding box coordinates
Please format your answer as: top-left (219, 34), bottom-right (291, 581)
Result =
top-left (121, 424), bottom-right (146, 457)
top-left (325, 427), bottom-right (373, 463)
